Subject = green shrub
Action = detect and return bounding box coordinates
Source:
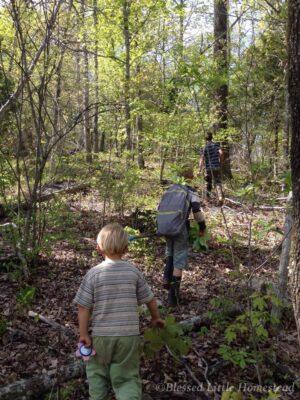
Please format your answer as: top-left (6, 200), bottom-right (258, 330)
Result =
top-left (208, 290), bottom-right (283, 376)
top-left (143, 315), bottom-right (191, 359)
top-left (17, 286), bottom-right (36, 309)
top-left (189, 221), bottom-right (210, 251)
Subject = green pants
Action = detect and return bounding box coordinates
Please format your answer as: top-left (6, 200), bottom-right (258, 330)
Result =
top-left (86, 336), bottom-right (142, 400)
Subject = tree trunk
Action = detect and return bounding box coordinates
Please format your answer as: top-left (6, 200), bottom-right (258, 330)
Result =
top-left (99, 131), bottom-right (105, 152)
top-left (50, 41), bottom-right (66, 172)
top-left (272, 193), bottom-right (293, 320)
top-left (136, 64), bottom-right (145, 168)
top-left (93, 0), bottom-right (100, 153)
top-left (136, 114), bottom-right (145, 169)
top-left (283, 68), bottom-right (290, 168)
top-left (213, 0), bottom-right (232, 178)
top-left (279, 193), bottom-right (293, 298)
top-left (178, 0), bottom-right (185, 59)
top-left (273, 111), bottom-right (280, 179)
top-left (123, 0), bottom-right (132, 151)
top-left (75, 22), bottom-right (82, 148)
top-left (287, 0), bottom-right (300, 345)
top-left (159, 147), bottom-right (166, 183)
top-left (82, 0), bottom-right (92, 163)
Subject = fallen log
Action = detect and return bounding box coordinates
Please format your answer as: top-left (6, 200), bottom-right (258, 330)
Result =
top-left (179, 316), bottom-right (210, 332)
top-left (35, 183), bottom-right (89, 204)
top-left (225, 198), bottom-right (286, 212)
top-left (0, 361), bottom-right (85, 400)
top-left (224, 197), bottom-right (243, 208)
top-left (0, 183), bottom-right (89, 217)
top-left (255, 205), bottom-right (286, 212)
top-left (179, 305), bottom-right (244, 333)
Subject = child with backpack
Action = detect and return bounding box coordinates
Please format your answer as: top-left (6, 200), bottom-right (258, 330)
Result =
top-left (157, 166), bottom-right (206, 307)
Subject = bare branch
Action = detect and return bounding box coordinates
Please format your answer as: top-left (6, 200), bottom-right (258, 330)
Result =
top-left (0, 0), bottom-right (63, 120)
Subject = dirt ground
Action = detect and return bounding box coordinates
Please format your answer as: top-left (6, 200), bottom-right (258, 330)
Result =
top-left (0, 189), bottom-right (299, 399)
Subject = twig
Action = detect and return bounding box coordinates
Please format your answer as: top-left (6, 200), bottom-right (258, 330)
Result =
top-left (28, 311), bottom-right (76, 336)
top-left (165, 345), bottom-right (210, 400)
top-left (220, 206), bottom-right (239, 268)
top-left (192, 348), bottom-right (211, 387)
top-left (0, 0), bottom-right (63, 119)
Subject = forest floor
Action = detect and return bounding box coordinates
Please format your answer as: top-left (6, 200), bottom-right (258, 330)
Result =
top-left (0, 180), bottom-right (299, 400)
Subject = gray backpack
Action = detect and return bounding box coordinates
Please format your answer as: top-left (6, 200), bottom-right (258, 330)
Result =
top-left (157, 184), bottom-right (190, 237)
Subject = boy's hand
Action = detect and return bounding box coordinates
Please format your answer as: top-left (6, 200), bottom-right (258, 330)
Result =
top-left (79, 334), bottom-right (92, 347)
top-left (151, 318), bottom-right (165, 329)
top-left (198, 229), bottom-right (206, 237)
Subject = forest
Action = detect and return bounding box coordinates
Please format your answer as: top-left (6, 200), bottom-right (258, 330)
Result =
top-left (0, 0), bottom-right (300, 399)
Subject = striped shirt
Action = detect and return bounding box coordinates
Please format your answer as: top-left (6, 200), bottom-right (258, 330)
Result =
top-left (203, 142), bottom-right (221, 170)
top-left (74, 260), bottom-right (154, 336)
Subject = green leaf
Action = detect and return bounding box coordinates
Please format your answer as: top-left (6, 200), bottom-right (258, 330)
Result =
top-left (198, 326), bottom-right (209, 336)
top-left (143, 314), bottom-right (191, 359)
top-left (252, 295), bottom-right (267, 311)
top-left (256, 325), bottom-right (269, 340)
top-left (225, 327), bottom-right (237, 344)
top-left (16, 286), bottom-right (36, 307)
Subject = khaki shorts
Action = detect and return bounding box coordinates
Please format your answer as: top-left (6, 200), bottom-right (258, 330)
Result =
top-left (165, 227), bottom-right (189, 270)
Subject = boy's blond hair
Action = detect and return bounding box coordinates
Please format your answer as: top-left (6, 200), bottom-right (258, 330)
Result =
top-left (97, 223), bottom-right (128, 255)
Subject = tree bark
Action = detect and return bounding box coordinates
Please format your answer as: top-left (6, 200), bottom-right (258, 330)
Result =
top-left (123, 0), bottom-right (132, 151)
top-left (81, 0), bottom-right (92, 163)
top-left (288, 0), bottom-right (300, 345)
top-left (272, 193), bottom-right (293, 320)
top-left (283, 68), bottom-right (290, 169)
top-left (278, 195), bottom-right (293, 299)
top-left (99, 130), bottom-right (105, 152)
top-left (213, 0), bottom-right (232, 178)
top-left (273, 110), bottom-right (280, 178)
top-left (93, 0), bottom-right (100, 153)
top-left (136, 64), bottom-right (145, 168)
top-left (50, 26), bottom-right (67, 172)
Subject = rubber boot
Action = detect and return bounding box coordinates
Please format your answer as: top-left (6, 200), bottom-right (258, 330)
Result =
top-left (163, 256), bottom-right (173, 290)
top-left (168, 276), bottom-right (181, 307)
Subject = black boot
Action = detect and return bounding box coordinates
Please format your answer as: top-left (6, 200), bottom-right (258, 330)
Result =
top-left (168, 276), bottom-right (181, 307)
top-left (163, 256), bottom-right (173, 290)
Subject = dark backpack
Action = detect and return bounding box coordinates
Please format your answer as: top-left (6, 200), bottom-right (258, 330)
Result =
top-left (157, 184), bottom-right (190, 237)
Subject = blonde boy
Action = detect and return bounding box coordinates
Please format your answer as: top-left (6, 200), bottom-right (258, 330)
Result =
top-left (74, 223), bottom-right (164, 400)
